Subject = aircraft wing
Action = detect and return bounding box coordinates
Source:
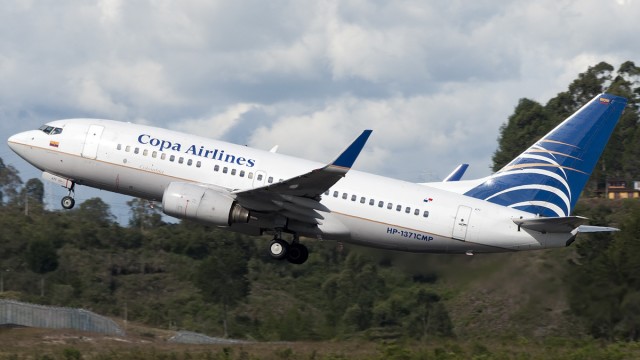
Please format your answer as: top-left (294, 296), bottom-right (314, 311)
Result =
top-left (232, 130), bottom-right (372, 222)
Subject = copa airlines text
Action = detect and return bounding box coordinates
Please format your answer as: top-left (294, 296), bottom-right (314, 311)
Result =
top-left (7, 93), bottom-right (627, 264)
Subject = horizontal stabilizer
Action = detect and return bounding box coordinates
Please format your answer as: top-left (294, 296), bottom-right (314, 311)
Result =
top-left (513, 216), bottom-right (589, 233)
top-left (575, 225), bottom-right (620, 233)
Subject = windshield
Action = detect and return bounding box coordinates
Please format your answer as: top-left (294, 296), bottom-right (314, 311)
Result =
top-left (39, 125), bottom-right (63, 135)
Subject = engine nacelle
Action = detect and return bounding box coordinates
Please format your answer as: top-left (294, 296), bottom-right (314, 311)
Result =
top-left (162, 182), bottom-right (249, 226)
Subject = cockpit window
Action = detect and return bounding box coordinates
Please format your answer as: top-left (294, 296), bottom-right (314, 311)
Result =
top-left (39, 125), bottom-right (63, 135)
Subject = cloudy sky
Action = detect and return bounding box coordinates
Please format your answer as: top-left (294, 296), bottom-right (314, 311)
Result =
top-left (1, 0), bottom-right (638, 220)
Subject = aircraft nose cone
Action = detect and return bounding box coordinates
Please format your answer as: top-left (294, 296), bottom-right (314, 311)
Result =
top-left (7, 133), bottom-right (20, 152)
top-left (7, 131), bottom-right (32, 156)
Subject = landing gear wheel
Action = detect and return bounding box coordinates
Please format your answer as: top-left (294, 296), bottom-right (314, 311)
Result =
top-left (287, 243), bottom-right (309, 265)
top-left (269, 239), bottom-right (289, 260)
top-left (61, 196), bottom-right (75, 209)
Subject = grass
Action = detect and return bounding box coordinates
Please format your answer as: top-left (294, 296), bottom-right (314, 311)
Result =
top-left (3, 326), bottom-right (640, 360)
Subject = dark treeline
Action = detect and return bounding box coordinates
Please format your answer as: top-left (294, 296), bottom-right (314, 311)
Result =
top-left (0, 162), bottom-right (452, 341)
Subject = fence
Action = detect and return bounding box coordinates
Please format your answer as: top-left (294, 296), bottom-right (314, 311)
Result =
top-left (0, 299), bottom-right (125, 336)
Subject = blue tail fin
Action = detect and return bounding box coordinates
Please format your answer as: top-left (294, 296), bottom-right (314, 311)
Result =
top-left (465, 93), bottom-right (627, 217)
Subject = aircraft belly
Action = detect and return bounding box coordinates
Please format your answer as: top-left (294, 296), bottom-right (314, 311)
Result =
top-left (50, 151), bottom-right (167, 201)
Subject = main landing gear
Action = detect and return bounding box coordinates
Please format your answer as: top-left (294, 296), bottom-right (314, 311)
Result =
top-left (61, 182), bottom-right (76, 210)
top-left (269, 233), bottom-right (309, 265)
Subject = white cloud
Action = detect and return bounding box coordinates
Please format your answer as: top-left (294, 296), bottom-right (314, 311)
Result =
top-left (172, 103), bottom-right (260, 139)
top-left (1, 0), bottom-right (639, 185)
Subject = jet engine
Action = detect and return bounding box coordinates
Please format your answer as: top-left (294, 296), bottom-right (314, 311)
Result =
top-left (162, 182), bottom-right (249, 226)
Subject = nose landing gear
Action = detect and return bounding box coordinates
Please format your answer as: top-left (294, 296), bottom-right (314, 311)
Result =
top-left (61, 182), bottom-right (76, 209)
top-left (269, 233), bottom-right (309, 264)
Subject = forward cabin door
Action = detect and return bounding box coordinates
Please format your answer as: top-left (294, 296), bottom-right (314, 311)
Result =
top-left (81, 125), bottom-right (104, 159)
top-left (452, 205), bottom-right (472, 240)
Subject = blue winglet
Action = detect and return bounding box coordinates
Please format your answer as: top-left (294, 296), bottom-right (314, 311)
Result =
top-left (443, 164), bottom-right (469, 182)
top-left (331, 130), bottom-right (372, 169)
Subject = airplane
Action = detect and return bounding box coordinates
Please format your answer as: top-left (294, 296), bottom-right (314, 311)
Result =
top-left (7, 93), bottom-right (627, 264)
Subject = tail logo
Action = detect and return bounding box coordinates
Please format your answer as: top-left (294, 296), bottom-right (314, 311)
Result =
top-left (481, 140), bottom-right (582, 217)
top-left (464, 93), bottom-right (627, 217)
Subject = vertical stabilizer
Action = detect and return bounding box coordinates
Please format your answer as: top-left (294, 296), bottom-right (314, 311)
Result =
top-left (465, 93), bottom-right (627, 217)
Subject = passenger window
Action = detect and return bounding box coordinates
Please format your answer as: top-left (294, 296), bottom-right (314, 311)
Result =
top-left (325, 190), bottom-right (330, 195)
top-left (396, 205), bottom-right (402, 211)
top-left (268, 177), bottom-right (274, 183)
top-left (134, 148), bottom-right (139, 154)
top-left (351, 195), bottom-right (357, 201)
top-left (387, 203), bottom-right (393, 210)
top-left (342, 193), bottom-right (348, 200)
top-left (196, 161), bottom-right (201, 168)
top-left (231, 169), bottom-right (236, 175)
top-left (187, 159), bottom-right (193, 166)
top-left (223, 167), bottom-right (228, 174)
top-left (240, 170), bottom-right (245, 177)
top-left (161, 153), bottom-right (166, 160)
top-left (369, 199), bottom-right (375, 206)
top-left (214, 165), bottom-right (220, 172)
top-left (360, 197), bottom-right (366, 204)
top-left (117, 144), bottom-right (122, 150)
top-left (248, 172), bottom-right (253, 179)
top-left (143, 149), bottom-right (148, 156)
top-left (423, 211), bottom-right (429, 218)
top-left (169, 155), bottom-right (175, 162)
top-left (152, 151), bottom-right (157, 158)
top-left (414, 209), bottom-right (420, 216)
top-left (257, 174), bottom-right (263, 181)
top-left (178, 157), bottom-right (184, 164)
top-left (125, 145), bottom-right (131, 152)
top-left (333, 191), bottom-right (339, 198)
top-left (405, 207), bottom-right (411, 214)
top-left (378, 201), bottom-right (384, 208)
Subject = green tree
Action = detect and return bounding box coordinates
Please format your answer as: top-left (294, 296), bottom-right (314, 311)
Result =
top-left (18, 178), bottom-right (45, 215)
top-left (322, 252), bottom-right (387, 333)
top-left (194, 238), bottom-right (249, 337)
top-left (76, 198), bottom-right (115, 226)
top-left (492, 98), bottom-right (550, 171)
top-left (127, 198), bottom-right (163, 231)
top-left (0, 157), bottom-right (22, 206)
top-left (24, 238), bottom-right (59, 297)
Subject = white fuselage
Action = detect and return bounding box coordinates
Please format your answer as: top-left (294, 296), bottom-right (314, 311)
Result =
top-left (8, 119), bottom-right (573, 254)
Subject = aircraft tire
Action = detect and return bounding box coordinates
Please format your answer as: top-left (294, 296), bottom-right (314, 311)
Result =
top-left (269, 239), bottom-right (289, 260)
top-left (61, 196), bottom-right (75, 210)
top-left (287, 243), bottom-right (309, 265)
